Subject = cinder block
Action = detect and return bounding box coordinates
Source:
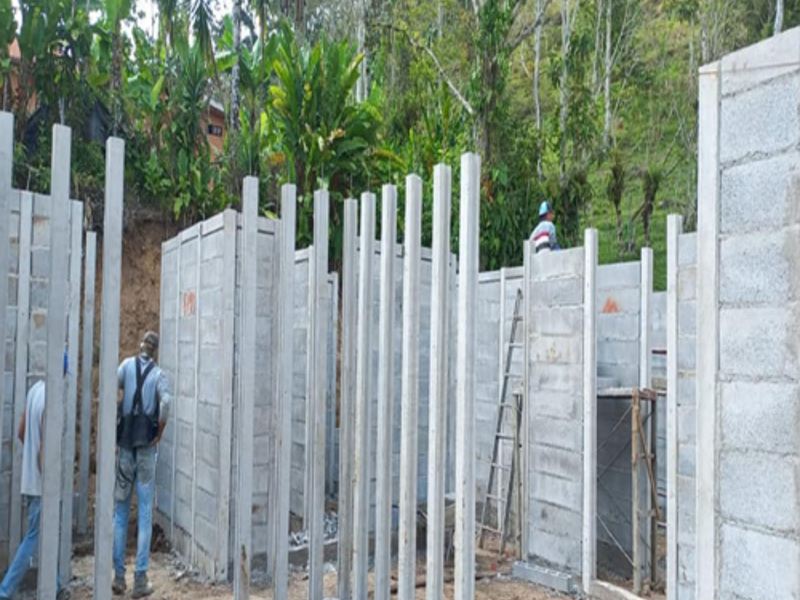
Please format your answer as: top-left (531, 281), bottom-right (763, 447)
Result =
top-left (529, 362), bottom-right (583, 395)
top-left (528, 527), bottom-right (582, 573)
top-left (529, 307), bottom-right (583, 336)
top-left (721, 151), bottom-right (800, 234)
top-left (528, 499), bottom-right (583, 541)
top-left (678, 266), bottom-right (696, 301)
top-left (720, 451), bottom-right (797, 533)
top-left (720, 233), bottom-right (792, 305)
top-left (597, 287), bottom-right (640, 317)
top-left (597, 339), bottom-right (639, 369)
top-left (597, 313), bottom-right (640, 342)
top-left (720, 522), bottom-right (800, 600)
top-left (530, 335), bottom-right (583, 365)
top-left (677, 544), bottom-right (696, 593)
top-left (720, 73), bottom-right (800, 165)
top-left (530, 416), bottom-right (582, 453)
top-left (721, 381), bottom-right (799, 454)
top-left (597, 262), bottom-right (640, 291)
top-left (530, 277), bottom-right (584, 308)
top-left (530, 389), bottom-right (580, 421)
top-left (720, 28), bottom-right (800, 96)
top-left (679, 301), bottom-right (696, 337)
top-left (677, 475), bottom-right (696, 545)
top-left (530, 247), bottom-right (584, 281)
top-left (678, 337), bottom-right (697, 372)
top-left (720, 307), bottom-right (797, 379)
top-left (677, 374), bottom-right (696, 406)
top-left (678, 233), bottom-right (697, 267)
top-left (531, 445), bottom-right (583, 482)
top-left (678, 442), bottom-right (696, 478)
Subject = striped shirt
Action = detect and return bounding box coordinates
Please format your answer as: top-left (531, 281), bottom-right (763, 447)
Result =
top-left (530, 220), bottom-right (560, 253)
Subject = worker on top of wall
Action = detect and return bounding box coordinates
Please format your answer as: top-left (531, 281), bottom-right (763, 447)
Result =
top-left (0, 352), bottom-right (71, 600)
top-left (113, 331), bottom-right (171, 599)
top-left (530, 201), bottom-right (561, 253)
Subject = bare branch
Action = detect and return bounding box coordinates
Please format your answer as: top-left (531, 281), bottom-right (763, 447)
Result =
top-left (390, 25), bottom-right (475, 116)
top-left (507, 0), bottom-right (555, 53)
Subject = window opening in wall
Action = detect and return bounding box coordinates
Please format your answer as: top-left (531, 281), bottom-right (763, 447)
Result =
top-left (207, 123), bottom-right (223, 137)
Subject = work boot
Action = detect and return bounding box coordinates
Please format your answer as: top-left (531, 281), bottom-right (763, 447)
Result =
top-left (112, 575), bottom-right (127, 596)
top-left (131, 574), bottom-right (154, 599)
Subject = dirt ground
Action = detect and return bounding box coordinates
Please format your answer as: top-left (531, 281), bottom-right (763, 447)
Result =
top-left (66, 549), bottom-right (573, 600)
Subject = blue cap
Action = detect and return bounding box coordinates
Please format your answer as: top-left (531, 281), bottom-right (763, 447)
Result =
top-left (63, 350), bottom-right (69, 377)
top-left (539, 201), bottom-right (552, 217)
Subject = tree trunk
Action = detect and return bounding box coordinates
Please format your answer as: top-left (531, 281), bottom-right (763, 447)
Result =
top-left (560, 0), bottom-right (571, 179)
top-left (616, 205), bottom-right (623, 257)
top-left (592, 0), bottom-right (602, 99)
top-left (774, 0), bottom-right (784, 35)
top-left (356, 0), bottom-right (368, 102)
top-left (295, 0), bottom-right (305, 40)
top-left (534, 0), bottom-right (543, 177)
top-left (14, 57), bottom-right (31, 141)
top-left (230, 0), bottom-right (242, 132)
top-left (603, 0), bottom-right (612, 147)
top-left (111, 24), bottom-right (124, 136)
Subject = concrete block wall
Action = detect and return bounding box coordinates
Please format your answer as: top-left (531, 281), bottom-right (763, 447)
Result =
top-left (0, 192), bottom-right (81, 572)
top-left (676, 232), bottom-right (696, 600)
top-left (594, 262), bottom-right (642, 574)
top-left (474, 268), bottom-right (524, 522)
top-left (697, 30), bottom-right (800, 600)
top-left (525, 247), bottom-right (585, 574)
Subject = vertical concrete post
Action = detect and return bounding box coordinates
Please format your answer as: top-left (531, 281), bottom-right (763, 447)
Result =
top-left (374, 184), bottom-right (397, 600)
top-left (521, 240), bottom-right (531, 557)
top-left (582, 228), bottom-right (598, 593)
top-left (275, 185), bottom-right (297, 598)
top-left (304, 246), bottom-right (315, 528)
top-left (695, 61), bottom-right (721, 600)
top-left (666, 215), bottom-right (682, 600)
top-left (426, 164), bottom-right (452, 600)
top-left (309, 189), bottom-right (330, 600)
top-left (189, 227), bottom-right (201, 564)
top-left (78, 232), bottom-right (97, 535)
top-left (455, 153), bottom-right (480, 600)
top-left (353, 192), bottom-right (376, 600)
top-left (397, 175), bottom-right (422, 600)
top-left (60, 201), bottom-right (84, 583)
top-left (169, 237), bottom-right (182, 541)
top-left (94, 137), bottom-right (124, 600)
top-left (496, 267), bottom-right (507, 527)
top-left (10, 191), bottom-right (32, 555)
top-left (234, 177), bottom-right (259, 600)
top-left (337, 198), bottom-right (358, 600)
top-left (0, 112), bottom-right (12, 512)
top-left (39, 125), bottom-right (71, 600)
top-left (640, 248), bottom-right (653, 389)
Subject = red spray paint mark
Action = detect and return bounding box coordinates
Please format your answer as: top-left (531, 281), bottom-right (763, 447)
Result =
top-left (602, 297), bottom-right (619, 314)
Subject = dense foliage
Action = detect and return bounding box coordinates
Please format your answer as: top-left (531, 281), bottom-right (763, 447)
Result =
top-left (3, 0), bottom-right (799, 284)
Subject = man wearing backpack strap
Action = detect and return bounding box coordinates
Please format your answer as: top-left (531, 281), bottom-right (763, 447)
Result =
top-left (112, 332), bottom-right (171, 598)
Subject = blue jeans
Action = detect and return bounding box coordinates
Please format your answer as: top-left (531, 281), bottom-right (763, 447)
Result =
top-left (113, 447), bottom-right (156, 578)
top-left (0, 496), bottom-right (62, 598)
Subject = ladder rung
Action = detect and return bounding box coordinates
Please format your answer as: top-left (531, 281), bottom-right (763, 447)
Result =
top-left (491, 462), bottom-right (511, 471)
top-left (496, 434), bottom-right (515, 441)
top-left (480, 525), bottom-right (502, 535)
top-left (508, 342), bottom-right (523, 349)
top-left (508, 315), bottom-right (523, 322)
top-left (486, 493), bottom-right (506, 503)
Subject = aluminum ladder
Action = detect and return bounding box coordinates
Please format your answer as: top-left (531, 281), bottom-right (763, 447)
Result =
top-left (478, 287), bottom-right (524, 555)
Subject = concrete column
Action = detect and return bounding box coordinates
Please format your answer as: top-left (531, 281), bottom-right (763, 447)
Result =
top-left (77, 232), bottom-right (96, 535)
top-left (520, 240), bottom-right (531, 556)
top-left (304, 247), bottom-right (315, 528)
top-left (455, 153), bottom-right (480, 600)
top-left (0, 112), bottom-right (11, 492)
top-left (337, 198), bottom-right (358, 600)
top-left (309, 189), bottom-right (330, 600)
top-left (426, 164), bottom-right (452, 600)
top-left (582, 228), bottom-right (598, 593)
top-left (666, 215), bottom-right (682, 600)
top-left (353, 192), bottom-right (376, 600)
top-left (275, 185), bottom-right (297, 598)
top-left (60, 200), bottom-right (84, 583)
top-left (94, 137), bottom-right (124, 600)
top-left (234, 177), bottom-right (259, 600)
top-left (374, 184), bottom-right (397, 600)
top-left (397, 175), bottom-right (422, 600)
top-left (39, 125), bottom-right (72, 600)
top-left (640, 248), bottom-right (653, 389)
top-left (695, 61), bottom-right (721, 600)
top-left (10, 191), bottom-right (32, 555)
